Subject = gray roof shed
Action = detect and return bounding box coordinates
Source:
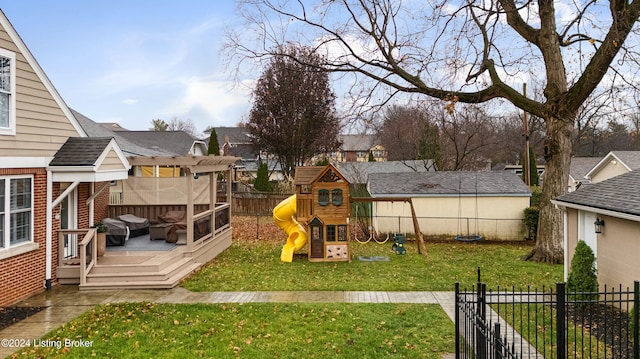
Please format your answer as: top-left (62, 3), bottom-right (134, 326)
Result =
top-left (368, 171), bottom-right (531, 197)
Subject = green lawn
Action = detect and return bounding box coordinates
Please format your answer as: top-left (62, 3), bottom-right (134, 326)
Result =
top-left (20, 302), bottom-right (454, 359)
top-left (182, 240), bottom-right (563, 292)
top-left (15, 237), bottom-right (563, 358)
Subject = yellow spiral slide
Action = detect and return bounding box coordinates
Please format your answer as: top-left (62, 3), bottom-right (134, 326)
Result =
top-left (273, 194), bottom-right (308, 262)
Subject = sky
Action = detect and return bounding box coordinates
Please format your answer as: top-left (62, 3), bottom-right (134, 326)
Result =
top-left (1, 1), bottom-right (253, 136)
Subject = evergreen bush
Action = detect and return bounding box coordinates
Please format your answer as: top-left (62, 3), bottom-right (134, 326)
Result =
top-left (522, 207), bottom-right (539, 241)
top-left (254, 162), bottom-right (272, 192)
top-left (567, 240), bottom-right (598, 303)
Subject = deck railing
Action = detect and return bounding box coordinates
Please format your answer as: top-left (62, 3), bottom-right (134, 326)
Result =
top-left (58, 229), bottom-right (97, 286)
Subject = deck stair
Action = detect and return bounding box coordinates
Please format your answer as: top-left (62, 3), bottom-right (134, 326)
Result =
top-left (79, 250), bottom-right (200, 290)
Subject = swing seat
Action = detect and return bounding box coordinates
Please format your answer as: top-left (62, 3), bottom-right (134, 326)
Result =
top-left (455, 235), bottom-right (483, 242)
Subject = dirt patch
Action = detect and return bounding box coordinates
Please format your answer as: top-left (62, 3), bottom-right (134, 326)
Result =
top-left (0, 306), bottom-right (44, 331)
top-left (567, 303), bottom-right (635, 358)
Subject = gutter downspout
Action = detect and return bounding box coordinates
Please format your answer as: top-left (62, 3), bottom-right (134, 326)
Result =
top-left (45, 170), bottom-right (53, 290)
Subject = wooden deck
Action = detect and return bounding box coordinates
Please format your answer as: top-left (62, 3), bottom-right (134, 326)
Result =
top-left (57, 227), bottom-right (232, 290)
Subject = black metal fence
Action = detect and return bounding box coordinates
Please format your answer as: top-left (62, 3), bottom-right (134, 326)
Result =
top-left (455, 270), bottom-right (639, 358)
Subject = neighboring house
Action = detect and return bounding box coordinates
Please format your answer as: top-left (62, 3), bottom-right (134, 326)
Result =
top-left (336, 160), bottom-right (436, 185)
top-left (584, 151), bottom-right (640, 183)
top-left (0, 10), bottom-right (130, 306)
top-left (209, 127), bottom-right (285, 183)
top-left (98, 122), bottom-right (129, 132)
top-left (568, 156), bottom-right (602, 192)
top-left (214, 127), bottom-right (259, 160)
top-left (328, 134), bottom-right (387, 163)
top-left (115, 130), bottom-right (207, 177)
top-left (552, 170), bottom-right (640, 290)
top-left (494, 164), bottom-right (545, 185)
top-left (367, 171), bottom-right (531, 239)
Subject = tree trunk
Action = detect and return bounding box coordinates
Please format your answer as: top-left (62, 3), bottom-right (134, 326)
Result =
top-left (524, 115), bottom-right (572, 264)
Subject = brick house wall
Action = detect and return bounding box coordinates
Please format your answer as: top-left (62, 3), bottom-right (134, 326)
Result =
top-left (0, 168), bottom-right (53, 307)
top-left (93, 182), bottom-right (110, 224)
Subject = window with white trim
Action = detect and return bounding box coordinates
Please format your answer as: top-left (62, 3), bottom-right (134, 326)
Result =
top-left (0, 48), bottom-right (16, 136)
top-left (0, 176), bottom-right (33, 249)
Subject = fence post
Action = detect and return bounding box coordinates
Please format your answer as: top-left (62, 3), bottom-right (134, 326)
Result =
top-left (493, 322), bottom-right (502, 359)
top-left (455, 282), bottom-right (460, 359)
top-left (556, 282), bottom-right (566, 359)
top-left (476, 282), bottom-right (487, 359)
top-left (634, 280), bottom-right (639, 359)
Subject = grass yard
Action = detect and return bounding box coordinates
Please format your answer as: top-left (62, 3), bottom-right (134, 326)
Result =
top-left (13, 216), bottom-right (563, 359)
top-left (182, 239), bottom-right (563, 292)
top-left (17, 302), bottom-right (454, 359)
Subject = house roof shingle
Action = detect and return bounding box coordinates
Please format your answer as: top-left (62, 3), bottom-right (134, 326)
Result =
top-left (368, 171), bottom-right (531, 197)
top-left (49, 137), bottom-right (112, 166)
top-left (611, 151), bottom-right (640, 170)
top-left (116, 131), bottom-right (202, 156)
top-left (338, 134), bottom-right (378, 151)
top-left (570, 157), bottom-right (603, 181)
top-left (72, 109), bottom-right (170, 157)
top-left (336, 160), bottom-right (435, 184)
top-left (554, 170), bottom-right (640, 217)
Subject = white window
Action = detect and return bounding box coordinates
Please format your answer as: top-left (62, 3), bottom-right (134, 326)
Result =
top-left (0, 48), bottom-right (16, 136)
top-left (0, 176), bottom-right (33, 249)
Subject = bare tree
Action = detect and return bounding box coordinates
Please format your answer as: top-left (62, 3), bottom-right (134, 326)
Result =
top-left (150, 117), bottom-right (199, 137)
top-left (166, 117), bottom-right (199, 138)
top-left (227, 0), bottom-right (640, 263)
top-left (437, 105), bottom-right (497, 170)
top-left (376, 104), bottom-right (442, 167)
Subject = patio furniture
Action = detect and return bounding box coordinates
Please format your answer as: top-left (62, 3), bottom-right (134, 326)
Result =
top-left (149, 223), bottom-right (172, 241)
top-left (103, 218), bottom-right (130, 246)
top-left (157, 211), bottom-right (186, 243)
top-left (157, 210), bottom-right (210, 243)
top-left (175, 229), bottom-right (187, 245)
top-left (117, 214), bottom-right (150, 238)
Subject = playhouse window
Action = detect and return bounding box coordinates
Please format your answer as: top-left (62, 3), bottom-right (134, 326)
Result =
top-left (326, 225), bottom-right (336, 242)
top-left (318, 189), bottom-right (330, 206)
top-left (338, 225), bottom-right (347, 241)
top-left (331, 189), bottom-right (343, 206)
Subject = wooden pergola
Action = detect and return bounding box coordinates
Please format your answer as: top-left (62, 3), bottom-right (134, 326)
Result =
top-left (126, 155), bottom-right (240, 250)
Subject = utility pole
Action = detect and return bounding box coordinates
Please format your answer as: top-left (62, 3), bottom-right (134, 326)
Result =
top-left (523, 83), bottom-right (531, 186)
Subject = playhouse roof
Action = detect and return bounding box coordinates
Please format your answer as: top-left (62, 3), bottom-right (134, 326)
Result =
top-left (294, 164), bottom-right (349, 185)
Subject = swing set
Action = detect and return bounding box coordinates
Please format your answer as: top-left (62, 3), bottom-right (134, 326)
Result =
top-left (454, 172), bottom-right (483, 242)
top-left (350, 197), bottom-right (428, 258)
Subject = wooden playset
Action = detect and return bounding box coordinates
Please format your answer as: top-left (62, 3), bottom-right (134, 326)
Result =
top-left (274, 164), bottom-right (351, 262)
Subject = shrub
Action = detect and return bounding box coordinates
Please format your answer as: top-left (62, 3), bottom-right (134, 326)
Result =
top-left (567, 240), bottom-right (598, 302)
top-left (522, 207), bottom-right (539, 241)
top-left (630, 307), bottom-right (637, 339)
top-left (529, 185), bottom-right (542, 207)
top-left (254, 162), bottom-right (272, 192)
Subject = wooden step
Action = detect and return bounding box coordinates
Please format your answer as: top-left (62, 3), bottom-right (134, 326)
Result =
top-left (86, 257), bottom-right (194, 283)
top-left (79, 261), bottom-right (201, 290)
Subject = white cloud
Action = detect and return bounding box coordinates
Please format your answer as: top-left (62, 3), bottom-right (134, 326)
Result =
top-left (122, 98), bottom-right (139, 105)
top-left (159, 76), bottom-right (252, 128)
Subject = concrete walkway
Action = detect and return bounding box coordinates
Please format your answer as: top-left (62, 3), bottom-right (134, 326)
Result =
top-left (0, 285), bottom-right (456, 358)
